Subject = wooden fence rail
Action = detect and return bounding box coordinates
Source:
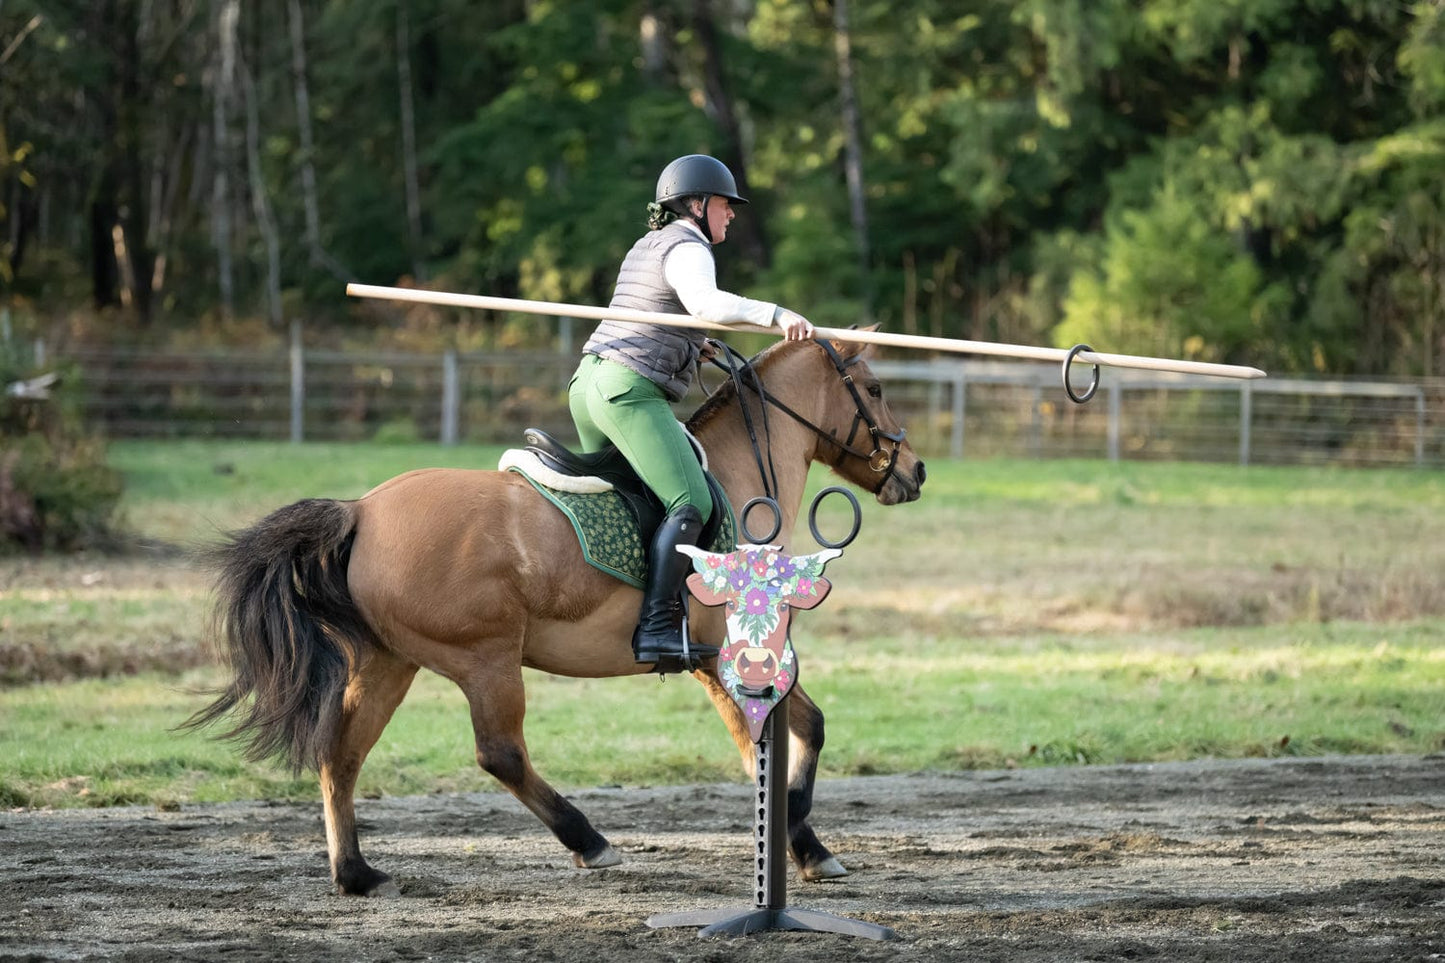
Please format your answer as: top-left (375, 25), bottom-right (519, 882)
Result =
top-left (40, 337), bottom-right (1445, 468)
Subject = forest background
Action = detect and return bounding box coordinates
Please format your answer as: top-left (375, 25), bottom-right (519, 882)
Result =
top-left (2, 0), bottom-right (1444, 378)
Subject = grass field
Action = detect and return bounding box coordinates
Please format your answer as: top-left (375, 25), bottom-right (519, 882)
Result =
top-left (2, 440), bottom-right (1443, 809)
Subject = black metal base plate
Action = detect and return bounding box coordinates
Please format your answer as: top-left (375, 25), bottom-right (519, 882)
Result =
top-left (647, 905), bottom-right (896, 941)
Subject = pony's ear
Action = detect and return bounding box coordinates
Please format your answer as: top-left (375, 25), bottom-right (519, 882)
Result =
top-left (828, 323), bottom-right (879, 359)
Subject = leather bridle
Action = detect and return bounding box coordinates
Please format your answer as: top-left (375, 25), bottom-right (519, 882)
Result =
top-left (704, 339), bottom-right (907, 501)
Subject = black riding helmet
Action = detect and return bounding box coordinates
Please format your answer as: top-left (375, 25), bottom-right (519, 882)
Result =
top-left (656, 154), bottom-right (749, 207)
top-left (653, 154), bottom-right (747, 240)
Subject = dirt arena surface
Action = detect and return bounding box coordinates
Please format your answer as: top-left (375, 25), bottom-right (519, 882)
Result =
top-left (3, 754), bottom-right (1442, 962)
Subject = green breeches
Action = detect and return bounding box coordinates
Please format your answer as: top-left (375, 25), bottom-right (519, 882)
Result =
top-left (568, 354), bottom-right (713, 522)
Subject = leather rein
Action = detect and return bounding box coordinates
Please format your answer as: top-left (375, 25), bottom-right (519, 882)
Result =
top-left (703, 339), bottom-right (906, 502)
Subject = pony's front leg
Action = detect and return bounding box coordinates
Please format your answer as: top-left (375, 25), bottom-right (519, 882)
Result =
top-left (460, 660), bottom-right (620, 869)
top-left (692, 671), bottom-right (847, 881)
top-left (783, 685), bottom-right (847, 880)
top-left (320, 649), bottom-right (419, 896)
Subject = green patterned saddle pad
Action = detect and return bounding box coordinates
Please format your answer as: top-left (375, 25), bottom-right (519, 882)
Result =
top-left (503, 453), bottom-right (737, 590)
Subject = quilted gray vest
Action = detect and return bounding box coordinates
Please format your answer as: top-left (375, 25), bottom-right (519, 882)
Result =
top-left (584, 221), bottom-right (710, 402)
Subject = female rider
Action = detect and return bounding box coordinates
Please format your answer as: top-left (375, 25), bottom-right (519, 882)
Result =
top-left (569, 154), bottom-right (815, 666)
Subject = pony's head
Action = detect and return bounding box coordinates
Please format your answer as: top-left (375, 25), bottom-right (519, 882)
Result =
top-left (802, 330), bottom-right (925, 506)
top-left (691, 331), bottom-right (926, 507)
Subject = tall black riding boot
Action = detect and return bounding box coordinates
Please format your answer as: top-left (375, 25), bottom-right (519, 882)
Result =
top-left (632, 505), bottom-right (719, 666)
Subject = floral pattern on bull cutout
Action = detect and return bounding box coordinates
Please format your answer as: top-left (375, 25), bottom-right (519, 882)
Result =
top-left (678, 543), bottom-right (842, 742)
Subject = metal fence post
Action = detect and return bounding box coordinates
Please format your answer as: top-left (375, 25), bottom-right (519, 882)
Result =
top-left (441, 349), bottom-right (460, 445)
top-left (1029, 383), bottom-right (1043, 458)
top-left (1416, 387), bottom-right (1426, 468)
top-left (1239, 381), bottom-right (1252, 466)
top-left (1107, 384), bottom-right (1121, 462)
top-left (951, 368), bottom-right (966, 458)
top-left (558, 316), bottom-right (574, 356)
top-left (927, 379), bottom-right (942, 451)
top-left (289, 321), bottom-right (304, 444)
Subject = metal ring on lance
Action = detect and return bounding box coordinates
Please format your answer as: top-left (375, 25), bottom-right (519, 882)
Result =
top-left (1063, 343), bottom-right (1101, 405)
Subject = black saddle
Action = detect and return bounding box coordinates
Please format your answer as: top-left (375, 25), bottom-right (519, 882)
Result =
top-left (522, 428), bottom-right (731, 553)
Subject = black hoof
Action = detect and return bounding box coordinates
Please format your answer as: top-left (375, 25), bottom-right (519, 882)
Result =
top-left (335, 861), bottom-right (397, 897)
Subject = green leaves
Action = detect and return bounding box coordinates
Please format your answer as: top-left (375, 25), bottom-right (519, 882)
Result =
top-left (1399, 1), bottom-right (1445, 114)
top-left (4, 0), bottom-right (1443, 375)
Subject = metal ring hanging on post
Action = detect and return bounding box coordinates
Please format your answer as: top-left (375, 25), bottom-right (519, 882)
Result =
top-left (1063, 343), bottom-right (1101, 404)
top-left (740, 496), bottom-right (783, 545)
top-left (807, 486), bottom-right (862, 550)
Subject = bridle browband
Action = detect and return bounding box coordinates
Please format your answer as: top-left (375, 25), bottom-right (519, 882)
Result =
top-left (703, 339), bottom-right (907, 501)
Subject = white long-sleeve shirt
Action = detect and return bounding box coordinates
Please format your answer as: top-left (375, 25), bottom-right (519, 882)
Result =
top-left (663, 221), bottom-right (777, 327)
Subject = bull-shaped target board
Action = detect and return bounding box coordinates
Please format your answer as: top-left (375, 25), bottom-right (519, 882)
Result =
top-left (653, 487), bottom-right (894, 941)
top-left (678, 488), bottom-right (862, 743)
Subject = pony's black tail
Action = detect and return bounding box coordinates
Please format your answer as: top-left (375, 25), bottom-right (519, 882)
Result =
top-left (182, 498), bottom-right (379, 774)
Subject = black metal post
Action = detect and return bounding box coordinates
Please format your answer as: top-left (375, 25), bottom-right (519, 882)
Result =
top-left (645, 696), bottom-right (895, 940)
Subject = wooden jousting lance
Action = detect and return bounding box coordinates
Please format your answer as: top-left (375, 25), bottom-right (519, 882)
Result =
top-left (346, 283), bottom-right (1266, 403)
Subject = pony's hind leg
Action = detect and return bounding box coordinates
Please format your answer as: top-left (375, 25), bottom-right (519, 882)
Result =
top-left (460, 661), bottom-right (620, 869)
top-left (320, 648), bottom-right (419, 897)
